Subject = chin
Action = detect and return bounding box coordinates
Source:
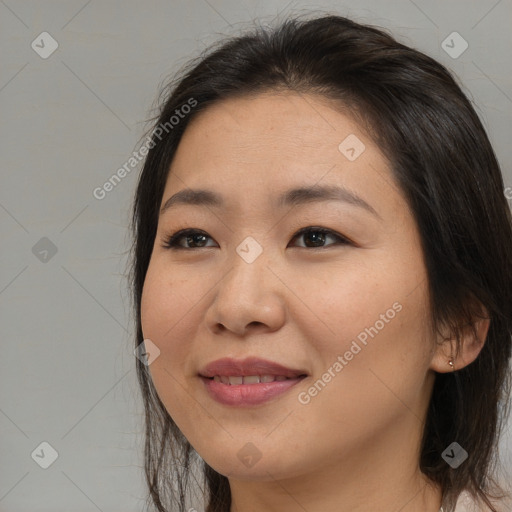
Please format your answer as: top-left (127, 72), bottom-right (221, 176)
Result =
top-left (202, 449), bottom-right (308, 482)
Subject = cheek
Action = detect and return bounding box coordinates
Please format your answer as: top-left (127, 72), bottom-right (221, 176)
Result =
top-left (139, 263), bottom-right (203, 432)
top-left (323, 281), bottom-right (431, 413)
top-left (139, 264), bottom-right (197, 402)
top-left (298, 253), bottom-right (432, 397)
top-left (287, 259), bottom-right (397, 353)
top-left (294, 293), bottom-right (432, 457)
top-left (140, 260), bottom-right (204, 340)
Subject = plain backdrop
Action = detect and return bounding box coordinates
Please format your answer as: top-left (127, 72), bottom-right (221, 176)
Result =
top-left (1, 1), bottom-right (511, 511)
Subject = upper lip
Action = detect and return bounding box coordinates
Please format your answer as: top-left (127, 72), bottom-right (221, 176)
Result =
top-left (199, 357), bottom-right (308, 378)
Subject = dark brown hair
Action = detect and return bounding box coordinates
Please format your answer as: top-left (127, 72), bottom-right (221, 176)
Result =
top-left (128, 12), bottom-right (512, 512)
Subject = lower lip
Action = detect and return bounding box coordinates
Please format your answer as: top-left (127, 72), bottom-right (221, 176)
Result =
top-left (200, 376), bottom-right (306, 406)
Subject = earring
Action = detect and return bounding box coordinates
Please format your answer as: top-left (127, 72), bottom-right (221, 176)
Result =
top-left (448, 359), bottom-right (455, 371)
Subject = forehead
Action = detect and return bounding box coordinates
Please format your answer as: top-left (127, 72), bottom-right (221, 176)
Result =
top-left (182, 92), bottom-right (364, 153)
top-left (160, 92), bottom-right (407, 221)
top-left (167, 93), bottom-right (379, 180)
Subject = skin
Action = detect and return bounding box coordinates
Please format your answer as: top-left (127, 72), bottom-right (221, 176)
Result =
top-left (140, 92), bottom-right (488, 512)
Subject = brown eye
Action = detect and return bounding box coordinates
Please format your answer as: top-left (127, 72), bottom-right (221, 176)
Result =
top-left (162, 229), bottom-right (217, 249)
top-left (289, 227), bottom-right (351, 248)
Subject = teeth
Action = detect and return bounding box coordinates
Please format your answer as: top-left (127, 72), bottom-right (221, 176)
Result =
top-left (242, 375), bottom-right (261, 384)
top-left (211, 375), bottom-right (291, 385)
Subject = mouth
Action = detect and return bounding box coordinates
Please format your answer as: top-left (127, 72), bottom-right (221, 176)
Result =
top-left (198, 357), bottom-right (309, 406)
top-left (204, 374), bottom-right (307, 385)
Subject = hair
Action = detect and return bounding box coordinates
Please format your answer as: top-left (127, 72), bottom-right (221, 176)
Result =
top-left (128, 12), bottom-right (512, 512)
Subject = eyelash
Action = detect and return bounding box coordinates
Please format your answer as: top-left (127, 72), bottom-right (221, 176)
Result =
top-left (161, 226), bottom-right (353, 250)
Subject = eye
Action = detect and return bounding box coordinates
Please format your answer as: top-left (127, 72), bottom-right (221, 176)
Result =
top-left (288, 227), bottom-right (352, 248)
top-left (162, 228), bottom-right (217, 249)
top-left (162, 227), bottom-right (352, 250)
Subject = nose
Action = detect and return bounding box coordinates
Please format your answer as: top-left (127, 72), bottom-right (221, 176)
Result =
top-left (204, 246), bottom-right (286, 337)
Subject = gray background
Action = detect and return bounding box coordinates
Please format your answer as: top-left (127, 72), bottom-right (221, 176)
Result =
top-left (1, 1), bottom-right (511, 511)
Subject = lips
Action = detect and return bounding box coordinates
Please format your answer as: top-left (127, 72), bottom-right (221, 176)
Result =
top-left (199, 357), bottom-right (308, 406)
top-left (199, 357), bottom-right (308, 380)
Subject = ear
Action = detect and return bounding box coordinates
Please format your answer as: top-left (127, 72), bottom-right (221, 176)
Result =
top-left (430, 301), bottom-right (490, 373)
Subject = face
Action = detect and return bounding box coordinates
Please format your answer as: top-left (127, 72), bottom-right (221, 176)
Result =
top-left (140, 92), bottom-right (439, 482)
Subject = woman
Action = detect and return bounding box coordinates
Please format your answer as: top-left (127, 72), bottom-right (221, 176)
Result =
top-left (129, 13), bottom-right (512, 512)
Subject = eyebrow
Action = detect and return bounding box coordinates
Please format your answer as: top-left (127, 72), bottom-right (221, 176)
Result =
top-left (159, 184), bottom-right (381, 219)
